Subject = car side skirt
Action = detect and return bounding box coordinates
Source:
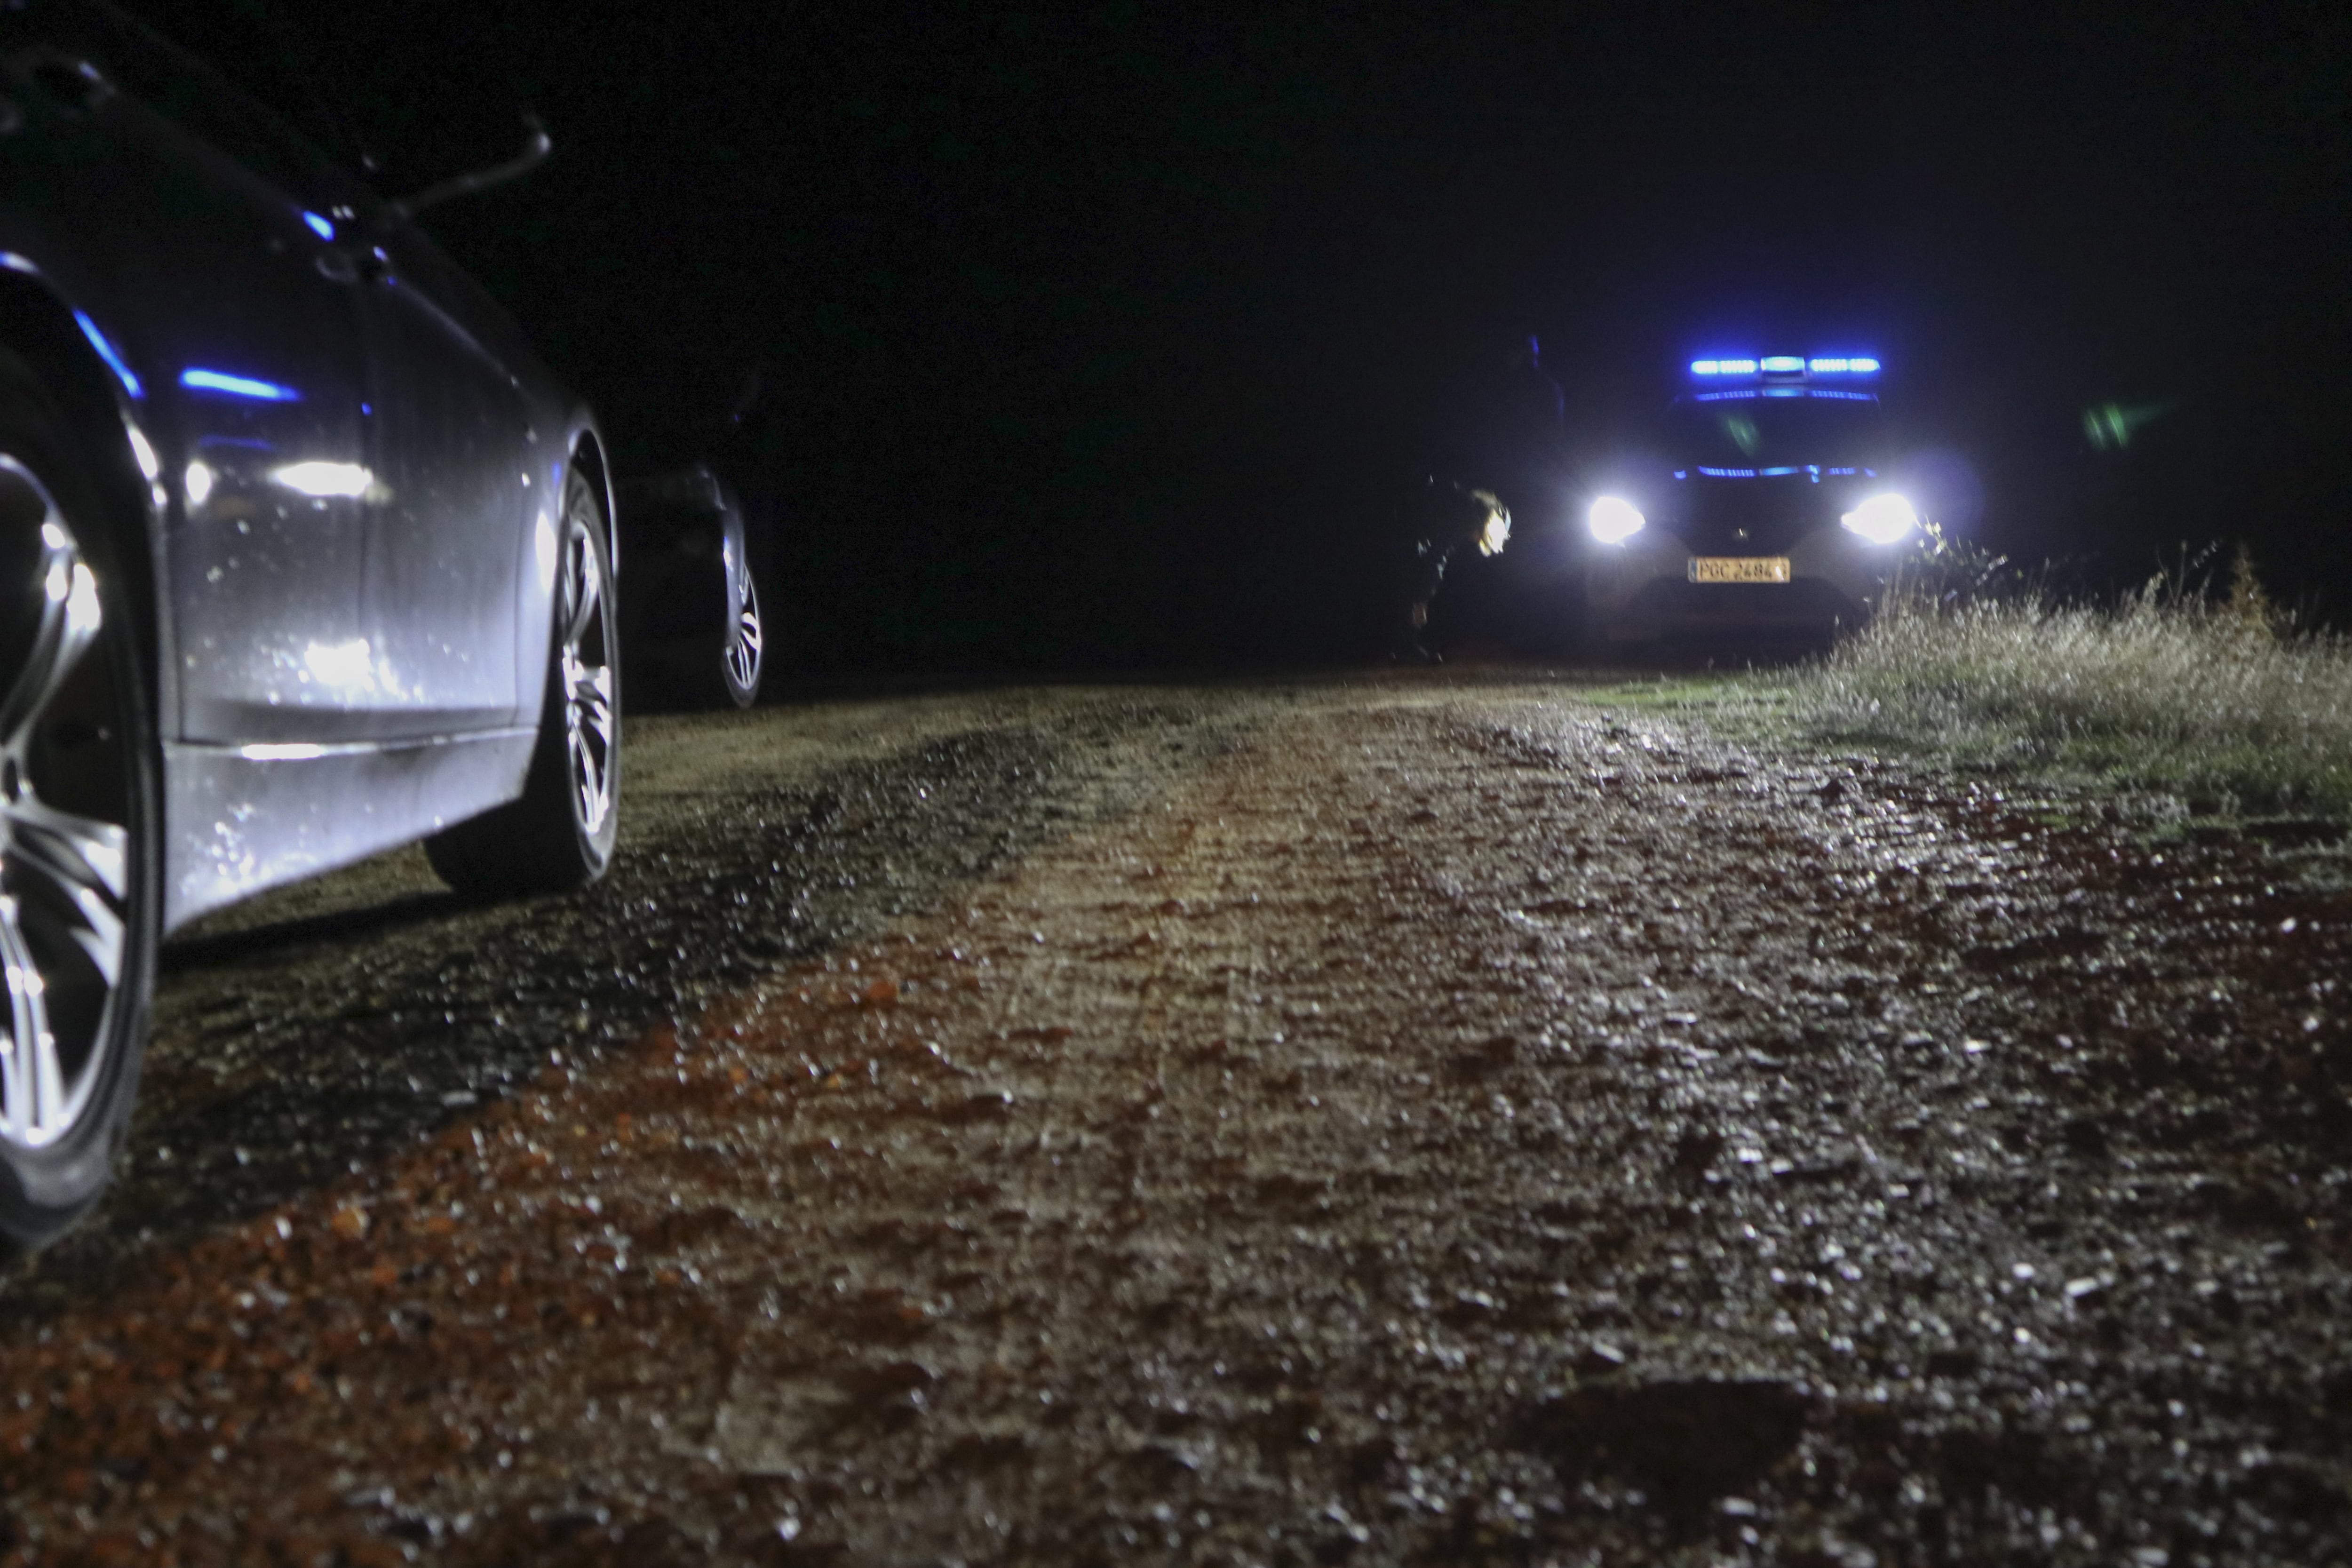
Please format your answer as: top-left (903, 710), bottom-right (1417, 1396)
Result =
top-left (161, 728), bottom-right (536, 932)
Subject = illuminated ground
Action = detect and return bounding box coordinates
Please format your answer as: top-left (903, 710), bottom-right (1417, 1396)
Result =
top-left (4, 669), bottom-right (2348, 1565)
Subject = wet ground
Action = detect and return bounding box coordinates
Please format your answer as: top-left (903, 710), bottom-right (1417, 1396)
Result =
top-left (4, 667), bottom-right (2351, 1566)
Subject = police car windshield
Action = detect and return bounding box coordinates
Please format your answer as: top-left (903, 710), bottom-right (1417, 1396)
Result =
top-left (1663, 392), bottom-right (1886, 469)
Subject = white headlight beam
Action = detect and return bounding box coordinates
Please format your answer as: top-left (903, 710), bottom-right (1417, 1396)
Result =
top-left (1588, 495), bottom-right (1645, 545)
top-left (1840, 492), bottom-right (1918, 545)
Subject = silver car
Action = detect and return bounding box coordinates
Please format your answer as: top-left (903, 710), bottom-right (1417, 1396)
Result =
top-left (1, 0), bottom-right (620, 1249)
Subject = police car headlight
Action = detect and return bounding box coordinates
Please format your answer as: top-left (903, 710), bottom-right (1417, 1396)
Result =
top-left (1840, 493), bottom-right (1918, 544)
top-left (1588, 496), bottom-right (1645, 545)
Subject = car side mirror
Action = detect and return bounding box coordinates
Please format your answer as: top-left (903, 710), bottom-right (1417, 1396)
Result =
top-left (386, 113), bottom-right (551, 222)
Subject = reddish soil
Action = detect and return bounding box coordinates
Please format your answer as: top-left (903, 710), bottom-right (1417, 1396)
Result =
top-left (3, 679), bottom-right (2348, 1566)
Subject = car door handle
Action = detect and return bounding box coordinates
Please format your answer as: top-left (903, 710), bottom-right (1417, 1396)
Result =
top-left (315, 246), bottom-right (390, 285)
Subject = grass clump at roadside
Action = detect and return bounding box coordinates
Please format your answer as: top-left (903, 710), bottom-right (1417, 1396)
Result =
top-left (1782, 554), bottom-right (2352, 821)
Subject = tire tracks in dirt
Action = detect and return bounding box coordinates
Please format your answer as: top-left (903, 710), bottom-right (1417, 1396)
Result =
top-left (3, 677), bottom-right (2349, 1565)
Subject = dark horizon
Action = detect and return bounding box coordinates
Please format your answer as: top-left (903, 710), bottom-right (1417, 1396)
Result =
top-left (150, 0), bottom-right (2352, 666)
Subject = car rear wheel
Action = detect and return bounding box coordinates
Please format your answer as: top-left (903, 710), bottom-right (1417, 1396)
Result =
top-left (615, 465), bottom-right (768, 712)
top-left (0, 376), bottom-right (160, 1256)
top-left (719, 568), bottom-right (763, 708)
top-left (425, 466), bottom-right (620, 899)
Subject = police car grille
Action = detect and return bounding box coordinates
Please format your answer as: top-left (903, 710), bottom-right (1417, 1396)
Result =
top-left (1677, 479), bottom-right (1834, 554)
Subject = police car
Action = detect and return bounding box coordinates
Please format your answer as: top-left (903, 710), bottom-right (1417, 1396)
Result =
top-left (1581, 355), bottom-right (1927, 647)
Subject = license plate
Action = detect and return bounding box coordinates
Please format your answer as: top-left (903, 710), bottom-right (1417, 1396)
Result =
top-left (1687, 556), bottom-right (1792, 584)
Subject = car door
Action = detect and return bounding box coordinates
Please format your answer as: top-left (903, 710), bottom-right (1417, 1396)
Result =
top-left (348, 231), bottom-right (532, 738)
top-left (5, 0), bottom-right (379, 744)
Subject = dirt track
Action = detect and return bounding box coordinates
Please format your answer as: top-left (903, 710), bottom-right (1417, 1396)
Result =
top-left (4, 670), bottom-right (2350, 1566)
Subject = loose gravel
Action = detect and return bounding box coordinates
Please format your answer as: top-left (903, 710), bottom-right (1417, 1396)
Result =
top-left (3, 671), bottom-right (2348, 1566)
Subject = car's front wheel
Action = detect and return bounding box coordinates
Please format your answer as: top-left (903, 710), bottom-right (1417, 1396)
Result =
top-left (425, 466), bottom-right (620, 899)
top-left (0, 372), bottom-right (160, 1256)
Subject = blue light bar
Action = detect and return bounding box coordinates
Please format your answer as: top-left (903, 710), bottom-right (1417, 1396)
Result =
top-left (301, 210), bottom-right (336, 242)
top-left (74, 311), bottom-right (143, 400)
top-left (181, 367), bottom-right (302, 402)
top-left (1693, 388), bottom-right (1878, 404)
top-left (1692, 353), bottom-right (1884, 382)
top-left (1691, 464), bottom-right (1876, 479)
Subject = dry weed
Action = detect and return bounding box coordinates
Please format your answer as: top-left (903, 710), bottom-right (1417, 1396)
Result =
top-left (1791, 565), bottom-right (2352, 816)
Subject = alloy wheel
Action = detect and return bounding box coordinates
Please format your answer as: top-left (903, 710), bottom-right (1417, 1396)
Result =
top-left (724, 572), bottom-right (763, 701)
top-left (0, 456), bottom-right (132, 1153)
top-left (558, 492), bottom-right (617, 842)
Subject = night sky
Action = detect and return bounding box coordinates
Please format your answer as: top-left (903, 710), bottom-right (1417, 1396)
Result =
top-left (148, 2), bottom-right (2352, 665)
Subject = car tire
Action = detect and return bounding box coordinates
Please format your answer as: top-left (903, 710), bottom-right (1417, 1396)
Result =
top-left (644, 507), bottom-right (763, 712)
top-left (641, 563), bottom-right (763, 711)
top-left (614, 466), bottom-right (766, 713)
top-left (425, 465), bottom-right (620, 899)
top-left (0, 358), bottom-right (162, 1256)
top-left (717, 567), bottom-right (763, 708)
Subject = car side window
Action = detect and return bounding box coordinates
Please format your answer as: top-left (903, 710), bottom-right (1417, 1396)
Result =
top-left (8, 0), bottom-right (353, 205)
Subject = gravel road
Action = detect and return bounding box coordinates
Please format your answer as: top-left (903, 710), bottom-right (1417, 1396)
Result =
top-left (4, 669), bottom-right (2349, 1566)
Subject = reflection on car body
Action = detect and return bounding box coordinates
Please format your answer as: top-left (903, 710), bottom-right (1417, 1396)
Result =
top-left (1581, 354), bottom-right (1930, 648)
top-left (0, 0), bottom-right (620, 1248)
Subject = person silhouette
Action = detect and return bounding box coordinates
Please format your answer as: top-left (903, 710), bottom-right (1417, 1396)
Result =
top-left (1385, 331), bottom-right (1556, 660)
top-left (1388, 477), bottom-right (1510, 663)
